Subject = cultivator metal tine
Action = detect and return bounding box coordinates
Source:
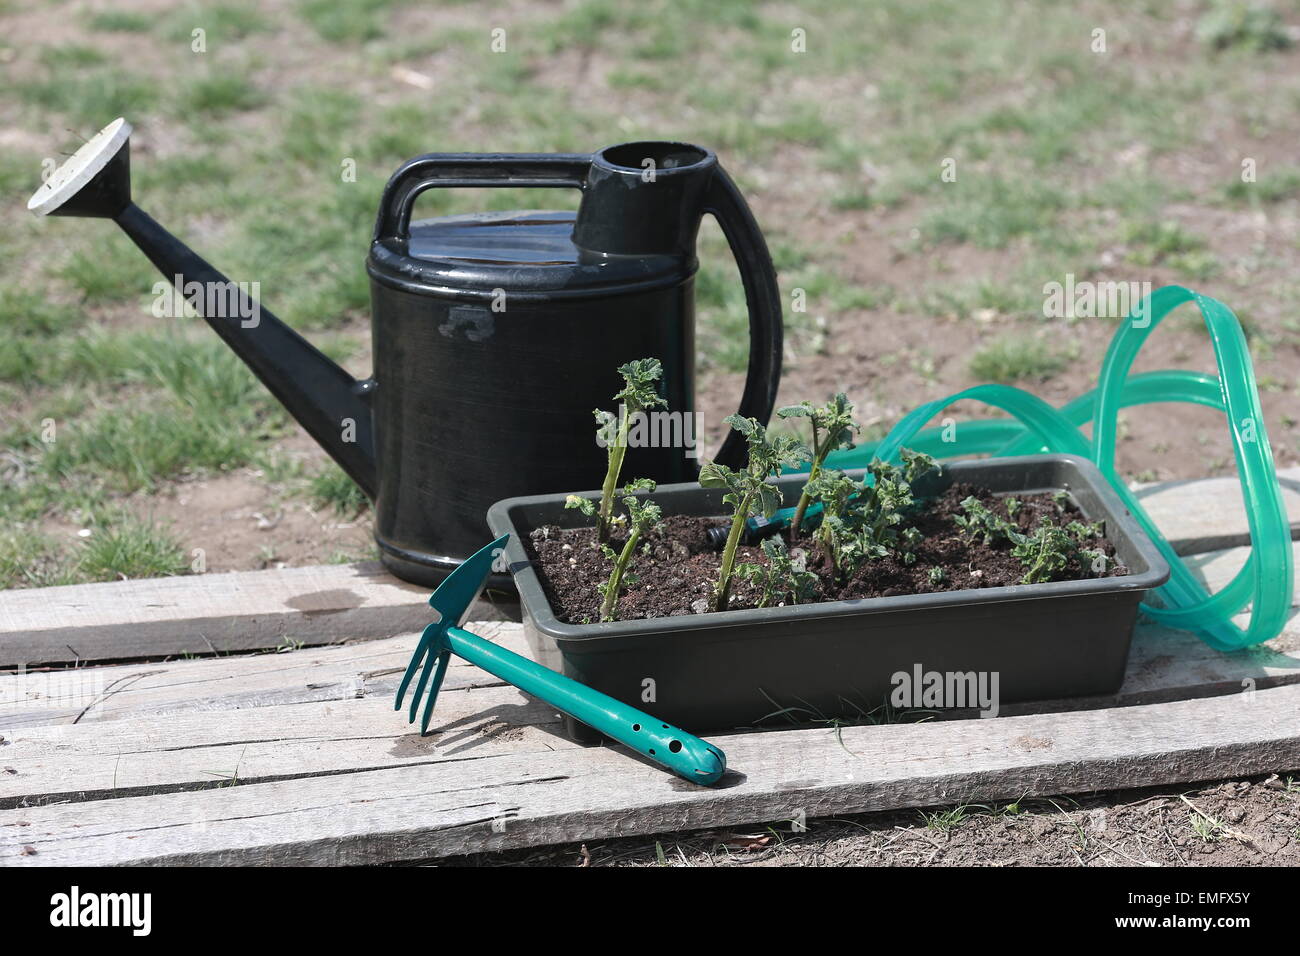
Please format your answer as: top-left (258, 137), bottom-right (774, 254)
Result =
top-left (394, 535), bottom-right (508, 733)
top-left (419, 650), bottom-right (452, 735)
top-left (406, 634), bottom-right (439, 724)
top-left (394, 623), bottom-right (435, 715)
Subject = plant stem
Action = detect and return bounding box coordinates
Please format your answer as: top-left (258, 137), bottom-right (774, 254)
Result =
top-left (789, 424), bottom-right (822, 543)
top-left (790, 468), bottom-right (818, 543)
top-left (816, 523), bottom-right (838, 583)
top-left (597, 404), bottom-right (630, 543)
top-left (714, 491), bottom-right (753, 612)
top-left (600, 526), bottom-right (641, 621)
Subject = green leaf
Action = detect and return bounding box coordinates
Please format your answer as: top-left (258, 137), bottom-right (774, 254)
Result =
top-left (698, 461), bottom-right (739, 489)
top-left (755, 482), bottom-right (783, 518)
top-left (613, 357), bottom-right (667, 413)
top-left (723, 413), bottom-right (758, 437)
top-left (564, 494), bottom-right (598, 517)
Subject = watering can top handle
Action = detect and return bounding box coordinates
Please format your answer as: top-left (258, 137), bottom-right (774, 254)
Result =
top-left (373, 152), bottom-right (593, 242)
top-left (705, 166), bottom-right (784, 471)
top-left (372, 152), bottom-right (783, 470)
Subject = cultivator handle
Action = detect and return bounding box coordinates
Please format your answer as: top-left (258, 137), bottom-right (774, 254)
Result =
top-left (395, 536), bottom-right (726, 786)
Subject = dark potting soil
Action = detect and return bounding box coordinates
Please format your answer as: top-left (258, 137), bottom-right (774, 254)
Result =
top-left (527, 484), bottom-right (1129, 624)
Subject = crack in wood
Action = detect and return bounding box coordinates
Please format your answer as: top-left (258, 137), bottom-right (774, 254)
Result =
top-left (73, 671), bottom-right (165, 724)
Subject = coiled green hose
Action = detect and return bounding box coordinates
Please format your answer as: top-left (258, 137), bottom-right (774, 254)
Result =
top-left (818, 285), bottom-right (1293, 651)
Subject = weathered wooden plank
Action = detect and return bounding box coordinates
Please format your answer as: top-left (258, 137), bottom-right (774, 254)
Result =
top-left (4, 682), bottom-right (1297, 865)
top-left (1, 531), bottom-right (1296, 837)
top-left (1132, 465), bottom-right (1300, 554)
top-left (4, 612), bottom-right (1294, 810)
top-left (0, 685), bottom-right (569, 809)
top-left (10, 605), bottom-right (1291, 811)
top-left (0, 560), bottom-right (513, 667)
top-left (0, 622), bottom-right (526, 728)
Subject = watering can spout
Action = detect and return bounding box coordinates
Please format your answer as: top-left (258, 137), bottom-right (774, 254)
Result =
top-left (27, 119), bottom-right (377, 497)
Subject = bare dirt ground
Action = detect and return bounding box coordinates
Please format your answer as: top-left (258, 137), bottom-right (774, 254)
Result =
top-left (446, 772), bottom-right (1300, 867)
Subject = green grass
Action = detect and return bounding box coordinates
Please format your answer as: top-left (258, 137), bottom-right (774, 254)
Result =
top-left (1123, 221), bottom-right (1219, 279)
top-left (918, 798), bottom-right (1029, 832)
top-left (968, 338), bottom-right (1069, 384)
top-left (142, 334), bottom-right (281, 421)
top-left (176, 71), bottom-right (264, 116)
top-left (919, 804), bottom-right (971, 832)
top-left (1224, 165), bottom-right (1300, 203)
top-left (87, 9), bottom-right (154, 33)
top-left (4, 327), bottom-right (159, 389)
top-left (0, 150), bottom-right (41, 195)
top-left (902, 276), bottom-right (1045, 323)
top-left (919, 176), bottom-right (1070, 250)
top-left (296, 0), bottom-right (402, 43)
top-left (309, 464), bottom-right (369, 516)
top-left (0, 517), bottom-right (189, 587)
top-left (222, 170), bottom-right (378, 329)
top-left (695, 232), bottom-right (844, 372)
top-left (277, 87), bottom-right (363, 166)
top-left (0, 528), bottom-right (71, 589)
top-left (0, 286), bottom-right (80, 338)
top-left (38, 44), bottom-right (109, 69)
top-left (42, 407), bottom-right (255, 493)
top-left (18, 65), bottom-right (159, 130)
top-left (162, 1), bottom-right (274, 43)
top-left (1196, 1), bottom-right (1292, 52)
top-left (76, 517), bottom-right (190, 582)
top-left (58, 236), bottom-right (160, 302)
top-left (136, 152), bottom-right (234, 193)
top-left (19, 333), bottom-right (285, 493)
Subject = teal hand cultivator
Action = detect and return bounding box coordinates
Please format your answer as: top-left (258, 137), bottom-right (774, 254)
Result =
top-left (395, 535), bottom-right (727, 785)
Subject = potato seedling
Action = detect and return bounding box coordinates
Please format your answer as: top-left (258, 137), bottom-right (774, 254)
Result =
top-left (567, 358), bottom-right (667, 543)
top-left (804, 450), bottom-right (937, 582)
top-left (596, 479), bottom-right (661, 622)
top-left (736, 536), bottom-right (819, 607)
top-left (956, 495), bottom-right (1110, 584)
top-left (1012, 519), bottom-right (1107, 583)
top-left (852, 451), bottom-right (936, 562)
top-left (699, 415), bottom-right (808, 611)
top-left (953, 495), bottom-right (1014, 545)
top-left (1010, 519), bottom-right (1075, 584)
top-left (777, 392), bottom-right (859, 540)
top-left (803, 467), bottom-right (859, 575)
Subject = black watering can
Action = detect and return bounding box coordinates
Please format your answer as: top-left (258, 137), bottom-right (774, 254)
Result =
top-left (27, 119), bottom-right (783, 588)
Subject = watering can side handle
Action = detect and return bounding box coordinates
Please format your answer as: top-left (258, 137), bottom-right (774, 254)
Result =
top-left (372, 153), bottom-right (593, 242)
top-left (703, 166), bottom-right (784, 471)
